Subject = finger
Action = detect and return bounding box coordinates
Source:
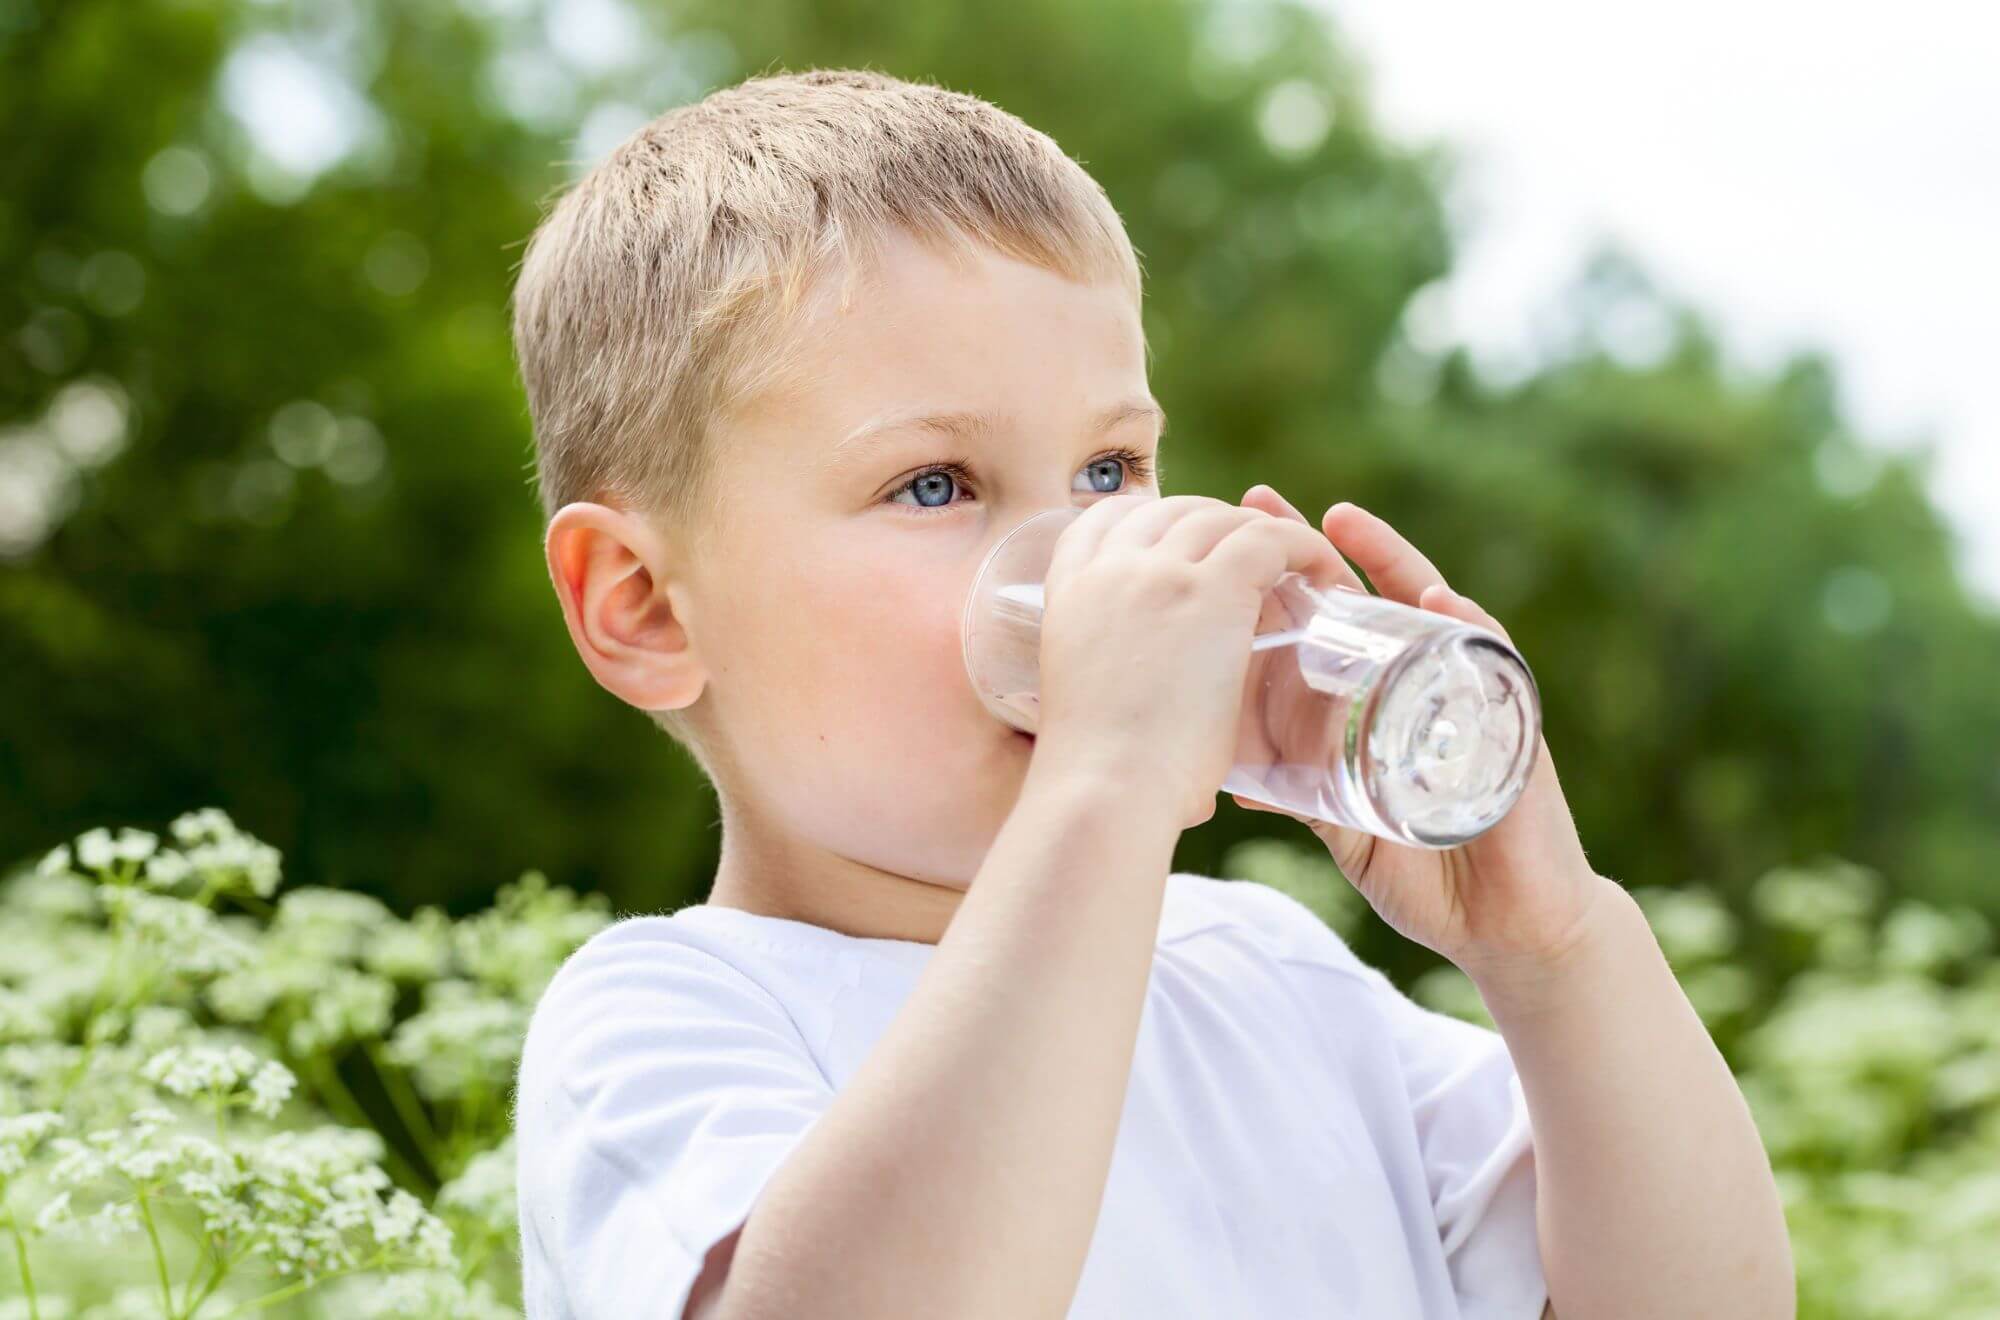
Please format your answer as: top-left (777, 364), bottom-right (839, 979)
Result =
top-left (1230, 792), bottom-right (1374, 876)
top-left (1100, 492), bottom-right (1233, 554)
top-left (1155, 504), bottom-right (1268, 562)
top-left (1230, 792), bottom-right (1309, 824)
top-left (1203, 513), bottom-right (1349, 597)
top-left (1049, 490), bottom-right (1154, 574)
top-left (1241, 486), bottom-right (1369, 594)
top-left (1322, 502), bottom-right (1448, 607)
top-left (1417, 582), bottom-right (1516, 648)
top-left (1241, 484), bottom-right (1307, 522)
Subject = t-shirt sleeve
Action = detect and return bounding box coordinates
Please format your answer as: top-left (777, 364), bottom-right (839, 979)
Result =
top-left (1366, 964), bottom-right (1548, 1316)
top-left (514, 928), bottom-right (836, 1320)
top-left (1204, 876), bottom-right (1549, 1318)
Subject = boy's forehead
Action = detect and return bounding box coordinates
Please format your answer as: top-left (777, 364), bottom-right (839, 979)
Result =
top-left (727, 241), bottom-right (1143, 440)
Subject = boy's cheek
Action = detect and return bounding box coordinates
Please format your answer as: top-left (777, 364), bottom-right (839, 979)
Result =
top-left (709, 555), bottom-right (1024, 884)
top-left (719, 532), bottom-right (1005, 767)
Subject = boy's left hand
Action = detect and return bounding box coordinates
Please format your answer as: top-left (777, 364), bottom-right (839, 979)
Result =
top-left (1232, 485), bottom-right (1611, 983)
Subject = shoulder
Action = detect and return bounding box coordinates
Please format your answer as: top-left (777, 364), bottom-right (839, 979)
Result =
top-left (517, 909), bottom-right (823, 1102)
top-left (1159, 870), bottom-right (1387, 992)
top-left (527, 912), bottom-right (780, 1026)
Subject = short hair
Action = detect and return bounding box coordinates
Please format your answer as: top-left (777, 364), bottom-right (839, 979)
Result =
top-left (508, 67), bottom-right (1143, 762)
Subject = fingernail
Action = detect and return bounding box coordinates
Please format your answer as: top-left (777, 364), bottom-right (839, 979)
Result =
top-left (1271, 489), bottom-right (1306, 520)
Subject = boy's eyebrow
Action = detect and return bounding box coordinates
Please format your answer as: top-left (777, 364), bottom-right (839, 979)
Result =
top-left (823, 396), bottom-right (1168, 470)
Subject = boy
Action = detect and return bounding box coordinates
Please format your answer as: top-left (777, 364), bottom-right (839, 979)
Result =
top-left (507, 68), bottom-right (1794, 1318)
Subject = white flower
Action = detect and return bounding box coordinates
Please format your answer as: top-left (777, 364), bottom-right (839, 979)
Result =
top-left (435, 1135), bottom-right (515, 1233)
top-left (129, 1004), bottom-right (199, 1051)
top-left (1752, 861), bottom-right (1883, 935)
top-left (169, 806), bottom-right (236, 846)
top-left (110, 829), bottom-right (157, 864)
top-left (183, 833), bottom-right (283, 899)
top-left (34, 1188), bottom-right (74, 1233)
top-left (35, 842), bottom-right (72, 877)
top-left (247, 1059), bottom-right (297, 1119)
top-left (5, 868), bottom-right (96, 920)
top-left (1632, 883), bottom-right (1740, 965)
top-left (1879, 900), bottom-right (1993, 976)
top-left (141, 1043), bottom-right (261, 1097)
top-left (0, 987), bottom-right (56, 1043)
top-left (385, 980), bottom-right (528, 1102)
top-left (453, 870), bottom-right (611, 1000)
top-left (345, 1268), bottom-right (519, 1319)
top-left (273, 888), bottom-right (394, 961)
top-left (362, 906), bottom-right (455, 983)
top-left (101, 890), bottom-right (254, 976)
top-left (366, 1189), bottom-right (456, 1270)
top-left (0, 1110), bottom-right (63, 1175)
top-left (1744, 973), bottom-right (1958, 1081)
top-left (75, 827), bottom-right (116, 871)
top-left (371, 1187), bottom-right (426, 1246)
top-left (47, 1134), bottom-right (108, 1185)
top-left (287, 968), bottom-right (395, 1055)
top-left (140, 848), bottom-right (193, 890)
top-left (85, 1197), bottom-right (140, 1242)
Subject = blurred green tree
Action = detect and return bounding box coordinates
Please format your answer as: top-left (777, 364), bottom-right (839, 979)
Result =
top-left (4, 0), bottom-right (1996, 939)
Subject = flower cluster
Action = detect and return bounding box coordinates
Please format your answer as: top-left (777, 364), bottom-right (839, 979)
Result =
top-left (435, 1134), bottom-right (517, 1236)
top-left (450, 869), bottom-right (612, 1001)
top-left (384, 980), bottom-right (530, 1105)
top-left (0, 807), bottom-right (634, 1315)
top-left (41, 1116), bottom-right (456, 1284)
top-left (138, 1045), bottom-right (297, 1120)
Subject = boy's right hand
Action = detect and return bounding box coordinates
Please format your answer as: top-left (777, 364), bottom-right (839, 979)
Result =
top-left (1031, 492), bottom-right (1352, 833)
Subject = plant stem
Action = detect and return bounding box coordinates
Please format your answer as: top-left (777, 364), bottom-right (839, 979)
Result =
top-left (59, 902), bottom-right (132, 1102)
top-left (363, 1039), bottom-right (444, 1173)
top-left (176, 1234), bottom-right (226, 1317)
top-left (7, 1220), bottom-right (39, 1320)
top-left (182, 1242), bottom-right (242, 1318)
top-left (300, 1056), bottom-right (433, 1196)
top-left (207, 1251), bottom-right (384, 1319)
top-left (455, 1224), bottom-right (496, 1284)
top-left (134, 1185), bottom-right (178, 1319)
top-left (222, 890), bottom-right (275, 919)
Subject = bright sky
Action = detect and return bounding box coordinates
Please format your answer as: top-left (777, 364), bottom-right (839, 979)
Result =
top-left (1325, 0), bottom-right (2000, 608)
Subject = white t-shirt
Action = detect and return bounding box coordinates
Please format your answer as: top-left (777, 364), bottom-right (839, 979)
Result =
top-left (513, 870), bottom-right (1548, 1319)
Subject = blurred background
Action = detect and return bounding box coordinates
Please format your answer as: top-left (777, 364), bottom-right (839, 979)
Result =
top-left (8, 0), bottom-right (1996, 923)
top-left (6, 0), bottom-right (2000, 1313)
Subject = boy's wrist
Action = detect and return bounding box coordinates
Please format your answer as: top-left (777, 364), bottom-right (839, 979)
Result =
top-left (1021, 738), bottom-right (1184, 840)
top-left (1456, 873), bottom-right (1642, 1019)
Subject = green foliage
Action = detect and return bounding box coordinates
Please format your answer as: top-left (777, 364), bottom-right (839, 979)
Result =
top-left (8, 0), bottom-right (1994, 925)
top-left (0, 811), bottom-right (605, 1317)
top-left (8, 0), bottom-right (2000, 1306)
top-left (8, 816), bottom-right (2000, 1315)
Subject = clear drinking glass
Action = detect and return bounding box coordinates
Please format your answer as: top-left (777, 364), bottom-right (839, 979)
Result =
top-left (961, 505), bottom-right (1544, 848)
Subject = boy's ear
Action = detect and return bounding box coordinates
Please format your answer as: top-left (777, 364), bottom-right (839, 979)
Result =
top-left (544, 501), bottom-right (706, 713)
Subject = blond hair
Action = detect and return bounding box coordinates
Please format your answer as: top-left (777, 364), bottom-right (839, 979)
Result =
top-left (508, 67), bottom-right (1144, 760)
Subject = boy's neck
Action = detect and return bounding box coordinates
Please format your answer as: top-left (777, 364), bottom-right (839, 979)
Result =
top-left (708, 849), bottom-right (965, 945)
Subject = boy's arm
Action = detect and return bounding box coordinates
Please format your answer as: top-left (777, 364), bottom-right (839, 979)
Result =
top-left (699, 748), bottom-right (1180, 1320)
top-left (1467, 876), bottom-right (1796, 1320)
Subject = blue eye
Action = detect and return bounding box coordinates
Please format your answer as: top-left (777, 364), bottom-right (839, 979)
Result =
top-left (886, 447), bottom-right (1158, 516)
